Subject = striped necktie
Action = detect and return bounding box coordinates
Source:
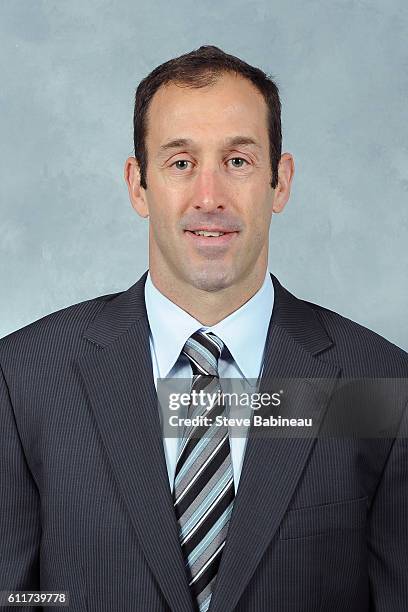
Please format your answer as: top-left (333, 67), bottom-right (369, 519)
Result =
top-left (173, 330), bottom-right (235, 612)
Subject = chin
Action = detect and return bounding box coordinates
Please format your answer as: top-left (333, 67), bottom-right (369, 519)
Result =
top-left (186, 267), bottom-right (235, 292)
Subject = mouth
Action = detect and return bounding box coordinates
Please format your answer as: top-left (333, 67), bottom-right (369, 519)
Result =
top-left (183, 229), bottom-right (239, 247)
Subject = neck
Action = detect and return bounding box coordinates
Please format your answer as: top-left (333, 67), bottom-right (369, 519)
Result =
top-left (149, 267), bottom-right (267, 326)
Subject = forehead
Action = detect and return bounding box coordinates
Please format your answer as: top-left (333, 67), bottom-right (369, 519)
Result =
top-left (145, 72), bottom-right (269, 150)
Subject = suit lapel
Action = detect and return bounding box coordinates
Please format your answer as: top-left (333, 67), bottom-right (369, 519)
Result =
top-left (209, 275), bottom-right (341, 612)
top-left (77, 272), bottom-right (194, 612)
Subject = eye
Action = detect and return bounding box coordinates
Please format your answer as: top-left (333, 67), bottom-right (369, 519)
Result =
top-left (171, 160), bottom-right (192, 170)
top-left (229, 157), bottom-right (248, 169)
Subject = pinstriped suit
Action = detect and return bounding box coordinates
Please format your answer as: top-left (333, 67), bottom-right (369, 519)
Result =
top-left (1, 271), bottom-right (407, 611)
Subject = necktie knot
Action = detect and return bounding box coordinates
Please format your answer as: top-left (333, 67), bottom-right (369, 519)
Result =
top-left (182, 330), bottom-right (224, 377)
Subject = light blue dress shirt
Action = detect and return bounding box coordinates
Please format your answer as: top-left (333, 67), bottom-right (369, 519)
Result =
top-left (144, 271), bottom-right (274, 494)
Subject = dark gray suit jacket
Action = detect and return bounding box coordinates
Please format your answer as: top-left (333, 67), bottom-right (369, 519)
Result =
top-left (1, 272), bottom-right (407, 611)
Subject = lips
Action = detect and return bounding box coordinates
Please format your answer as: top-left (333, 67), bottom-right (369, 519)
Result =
top-left (191, 230), bottom-right (225, 237)
top-left (184, 227), bottom-right (238, 233)
top-left (184, 229), bottom-right (238, 247)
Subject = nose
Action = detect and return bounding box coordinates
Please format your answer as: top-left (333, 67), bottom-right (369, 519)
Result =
top-left (192, 167), bottom-right (226, 212)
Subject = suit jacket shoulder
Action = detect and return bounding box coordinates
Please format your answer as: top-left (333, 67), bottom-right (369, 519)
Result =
top-left (0, 289), bottom-right (122, 373)
top-left (304, 298), bottom-right (408, 376)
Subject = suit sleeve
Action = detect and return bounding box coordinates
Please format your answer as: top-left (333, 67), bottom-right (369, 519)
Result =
top-left (0, 361), bottom-right (41, 601)
top-left (368, 399), bottom-right (408, 610)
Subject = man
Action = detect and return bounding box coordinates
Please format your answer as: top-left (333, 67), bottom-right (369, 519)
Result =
top-left (0, 45), bottom-right (407, 612)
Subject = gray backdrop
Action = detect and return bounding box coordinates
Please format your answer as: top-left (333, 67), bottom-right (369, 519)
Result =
top-left (1, 0), bottom-right (407, 350)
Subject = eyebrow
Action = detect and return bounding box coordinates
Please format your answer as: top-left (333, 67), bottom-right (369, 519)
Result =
top-left (156, 135), bottom-right (261, 157)
top-left (158, 138), bottom-right (194, 154)
top-left (224, 136), bottom-right (261, 149)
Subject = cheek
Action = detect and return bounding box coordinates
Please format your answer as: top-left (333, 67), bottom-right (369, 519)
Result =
top-left (148, 177), bottom-right (187, 217)
top-left (147, 199), bottom-right (183, 250)
top-left (246, 192), bottom-right (273, 234)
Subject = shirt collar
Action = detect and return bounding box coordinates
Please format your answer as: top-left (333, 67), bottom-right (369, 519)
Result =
top-left (144, 271), bottom-right (274, 381)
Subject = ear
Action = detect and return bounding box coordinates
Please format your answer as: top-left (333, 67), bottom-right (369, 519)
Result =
top-left (272, 153), bottom-right (295, 213)
top-left (124, 157), bottom-right (149, 218)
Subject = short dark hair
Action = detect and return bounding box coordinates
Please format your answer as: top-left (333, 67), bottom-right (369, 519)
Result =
top-left (133, 45), bottom-right (282, 189)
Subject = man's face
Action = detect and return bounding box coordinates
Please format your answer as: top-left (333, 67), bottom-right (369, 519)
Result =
top-left (139, 73), bottom-right (276, 292)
